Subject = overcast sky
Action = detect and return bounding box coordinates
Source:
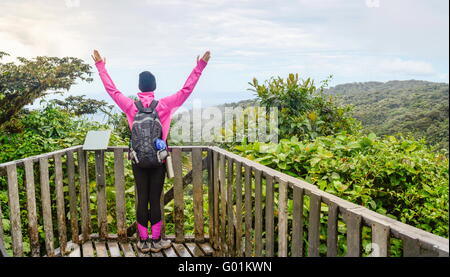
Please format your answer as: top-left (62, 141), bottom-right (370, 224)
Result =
top-left (0, 0), bottom-right (448, 109)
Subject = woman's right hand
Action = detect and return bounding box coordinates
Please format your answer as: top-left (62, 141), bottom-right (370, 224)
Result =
top-left (92, 50), bottom-right (106, 64)
top-left (197, 51), bottom-right (211, 63)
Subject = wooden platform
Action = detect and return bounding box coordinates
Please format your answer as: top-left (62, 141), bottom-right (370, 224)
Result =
top-left (63, 237), bottom-right (215, 257)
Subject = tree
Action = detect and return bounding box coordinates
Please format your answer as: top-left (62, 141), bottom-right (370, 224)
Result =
top-left (0, 51), bottom-right (93, 127)
top-left (50, 95), bottom-right (113, 116)
top-left (248, 73), bottom-right (360, 140)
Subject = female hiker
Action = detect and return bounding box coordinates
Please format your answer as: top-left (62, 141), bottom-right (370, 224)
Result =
top-left (92, 49), bottom-right (211, 253)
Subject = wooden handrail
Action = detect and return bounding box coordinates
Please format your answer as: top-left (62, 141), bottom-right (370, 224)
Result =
top-left (0, 145), bottom-right (83, 169)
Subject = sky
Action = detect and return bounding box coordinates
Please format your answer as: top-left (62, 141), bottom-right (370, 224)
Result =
top-left (0, 0), bottom-right (449, 110)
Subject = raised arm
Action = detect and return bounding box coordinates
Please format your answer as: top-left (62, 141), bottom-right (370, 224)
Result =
top-left (92, 50), bottom-right (134, 114)
top-left (159, 51), bottom-right (211, 114)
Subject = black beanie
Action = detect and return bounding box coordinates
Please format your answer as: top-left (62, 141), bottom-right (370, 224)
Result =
top-left (139, 71), bottom-right (156, 92)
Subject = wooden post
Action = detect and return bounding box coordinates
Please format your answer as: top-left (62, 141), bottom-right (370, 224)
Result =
top-left (6, 164), bottom-right (23, 257)
top-left (244, 164), bottom-right (252, 257)
top-left (67, 150), bottom-right (79, 244)
top-left (39, 157), bottom-right (55, 256)
top-left (370, 222), bottom-right (389, 257)
top-left (254, 169), bottom-right (263, 257)
top-left (114, 148), bottom-right (127, 242)
top-left (85, 151), bottom-right (92, 234)
top-left (213, 151), bottom-right (220, 250)
top-left (172, 148), bottom-right (184, 243)
top-left (95, 150), bottom-right (108, 240)
top-left (226, 157), bottom-right (234, 256)
top-left (308, 193), bottom-right (321, 257)
top-left (235, 161), bottom-right (243, 257)
top-left (292, 186), bottom-right (304, 257)
top-left (0, 194), bottom-right (4, 255)
top-left (23, 159), bottom-right (40, 257)
top-left (207, 149), bottom-right (214, 244)
top-left (219, 154), bottom-right (226, 254)
top-left (344, 209), bottom-right (362, 257)
top-left (265, 174), bottom-right (274, 257)
top-left (192, 148), bottom-right (204, 242)
top-left (403, 237), bottom-right (420, 257)
top-left (77, 148), bottom-right (90, 241)
top-left (278, 179), bottom-right (288, 257)
top-left (54, 153), bottom-right (68, 254)
top-left (326, 202), bottom-right (339, 257)
top-left (160, 182), bottom-right (166, 239)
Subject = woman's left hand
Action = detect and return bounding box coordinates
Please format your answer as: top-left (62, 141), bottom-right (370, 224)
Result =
top-left (92, 50), bottom-right (106, 64)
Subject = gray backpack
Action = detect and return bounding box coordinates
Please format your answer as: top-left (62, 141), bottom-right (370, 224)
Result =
top-left (129, 100), bottom-right (164, 168)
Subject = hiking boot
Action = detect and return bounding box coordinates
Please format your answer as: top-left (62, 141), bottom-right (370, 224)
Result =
top-left (136, 239), bottom-right (151, 253)
top-left (150, 238), bottom-right (172, 252)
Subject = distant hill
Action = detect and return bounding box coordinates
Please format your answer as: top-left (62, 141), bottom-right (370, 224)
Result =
top-left (173, 80), bottom-right (449, 150)
top-left (326, 80), bottom-right (449, 150)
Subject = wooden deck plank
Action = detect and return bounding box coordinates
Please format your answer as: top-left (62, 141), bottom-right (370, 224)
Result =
top-left (185, 242), bottom-right (205, 257)
top-left (162, 246), bottom-right (178, 257)
top-left (82, 241), bottom-right (94, 257)
top-left (94, 241), bottom-right (108, 257)
top-left (132, 242), bottom-right (150, 257)
top-left (107, 241), bottom-right (122, 257)
top-left (69, 243), bottom-right (81, 257)
top-left (151, 250), bottom-right (164, 257)
top-left (173, 243), bottom-right (191, 257)
top-left (120, 242), bottom-right (136, 257)
top-left (198, 242), bottom-right (214, 256)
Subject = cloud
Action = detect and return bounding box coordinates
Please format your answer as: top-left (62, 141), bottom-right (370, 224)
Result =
top-left (378, 59), bottom-right (435, 76)
top-left (0, 0), bottom-right (448, 107)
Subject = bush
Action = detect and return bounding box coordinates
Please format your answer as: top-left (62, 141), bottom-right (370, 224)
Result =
top-left (249, 74), bottom-right (361, 140)
top-left (233, 132), bottom-right (449, 238)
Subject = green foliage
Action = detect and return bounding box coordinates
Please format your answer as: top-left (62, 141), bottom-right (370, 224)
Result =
top-left (327, 80), bottom-right (449, 151)
top-left (233, 133), bottom-right (449, 240)
top-left (50, 95), bottom-right (113, 116)
top-left (0, 101), bottom-right (130, 256)
top-left (0, 51), bottom-right (93, 128)
top-left (249, 73), bottom-right (361, 140)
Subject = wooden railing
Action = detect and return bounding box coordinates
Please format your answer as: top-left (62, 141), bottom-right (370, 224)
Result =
top-left (0, 145), bottom-right (448, 257)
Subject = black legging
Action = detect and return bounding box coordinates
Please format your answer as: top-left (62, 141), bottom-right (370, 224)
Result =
top-left (132, 163), bottom-right (166, 227)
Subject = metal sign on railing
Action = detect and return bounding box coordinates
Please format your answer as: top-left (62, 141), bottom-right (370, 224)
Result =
top-left (82, 130), bottom-right (112, 151)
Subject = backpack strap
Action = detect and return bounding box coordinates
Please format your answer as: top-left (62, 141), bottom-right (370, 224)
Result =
top-left (149, 100), bottom-right (159, 112)
top-left (135, 100), bottom-right (159, 114)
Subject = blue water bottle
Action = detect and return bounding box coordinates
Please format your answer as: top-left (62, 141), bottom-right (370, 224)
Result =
top-left (155, 139), bottom-right (167, 150)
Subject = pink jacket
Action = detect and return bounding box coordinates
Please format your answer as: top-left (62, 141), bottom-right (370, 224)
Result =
top-left (95, 59), bottom-right (208, 142)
